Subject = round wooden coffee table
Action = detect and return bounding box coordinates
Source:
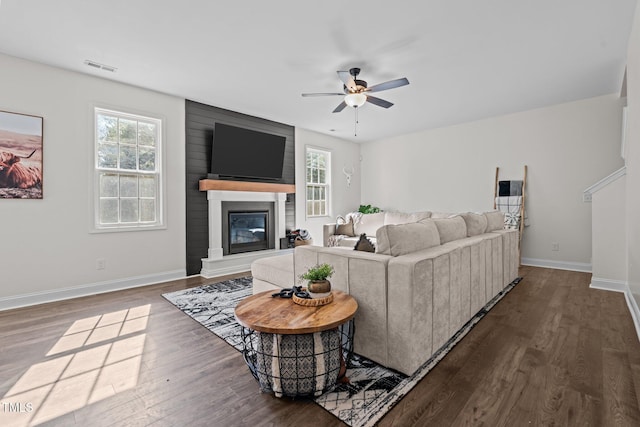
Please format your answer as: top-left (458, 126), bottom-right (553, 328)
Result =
top-left (235, 290), bottom-right (357, 397)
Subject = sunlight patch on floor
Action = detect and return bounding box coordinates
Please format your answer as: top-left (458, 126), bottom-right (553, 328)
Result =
top-left (47, 304), bottom-right (150, 356)
top-left (1, 305), bottom-right (150, 426)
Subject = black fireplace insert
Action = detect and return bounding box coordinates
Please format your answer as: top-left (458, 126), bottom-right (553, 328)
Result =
top-left (221, 201), bottom-right (275, 255)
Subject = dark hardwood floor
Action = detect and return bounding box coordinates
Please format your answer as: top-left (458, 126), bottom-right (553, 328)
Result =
top-left (1, 266), bottom-right (639, 426)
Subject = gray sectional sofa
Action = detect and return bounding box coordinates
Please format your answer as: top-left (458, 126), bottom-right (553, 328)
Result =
top-left (251, 211), bottom-right (520, 376)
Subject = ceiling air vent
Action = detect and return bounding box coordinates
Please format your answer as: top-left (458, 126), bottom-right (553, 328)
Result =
top-left (84, 60), bottom-right (117, 73)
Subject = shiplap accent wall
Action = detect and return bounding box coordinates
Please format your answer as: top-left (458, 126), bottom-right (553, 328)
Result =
top-left (185, 100), bottom-right (295, 276)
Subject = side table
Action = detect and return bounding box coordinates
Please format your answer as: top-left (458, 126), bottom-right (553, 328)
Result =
top-left (234, 289), bottom-right (358, 397)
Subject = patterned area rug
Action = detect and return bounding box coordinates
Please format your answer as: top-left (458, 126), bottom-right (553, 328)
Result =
top-left (163, 276), bottom-right (521, 427)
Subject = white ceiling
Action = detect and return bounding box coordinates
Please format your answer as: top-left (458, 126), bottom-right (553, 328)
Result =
top-left (0, 0), bottom-right (636, 142)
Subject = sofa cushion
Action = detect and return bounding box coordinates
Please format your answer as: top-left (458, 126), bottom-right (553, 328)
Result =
top-left (431, 216), bottom-right (467, 244)
top-left (376, 220), bottom-right (441, 256)
top-left (460, 212), bottom-right (488, 236)
top-left (251, 254), bottom-right (295, 289)
top-left (485, 211), bottom-right (505, 231)
top-left (355, 212), bottom-right (386, 236)
top-left (384, 210), bottom-right (431, 225)
top-left (334, 236), bottom-right (377, 248)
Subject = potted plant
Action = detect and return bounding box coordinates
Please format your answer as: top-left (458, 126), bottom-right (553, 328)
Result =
top-left (300, 263), bottom-right (334, 298)
top-left (358, 204), bottom-right (381, 214)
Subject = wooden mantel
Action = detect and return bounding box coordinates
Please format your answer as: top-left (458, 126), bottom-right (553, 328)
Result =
top-left (199, 179), bottom-right (295, 193)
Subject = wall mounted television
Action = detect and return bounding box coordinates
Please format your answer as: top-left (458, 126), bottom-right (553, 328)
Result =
top-left (210, 123), bottom-right (286, 181)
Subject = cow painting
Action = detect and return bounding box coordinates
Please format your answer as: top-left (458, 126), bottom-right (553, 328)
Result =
top-left (0, 150), bottom-right (42, 189)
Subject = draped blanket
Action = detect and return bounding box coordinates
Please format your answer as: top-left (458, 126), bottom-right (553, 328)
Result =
top-left (495, 195), bottom-right (527, 230)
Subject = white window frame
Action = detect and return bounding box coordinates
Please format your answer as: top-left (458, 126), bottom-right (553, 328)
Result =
top-left (305, 147), bottom-right (331, 218)
top-left (93, 107), bottom-right (164, 232)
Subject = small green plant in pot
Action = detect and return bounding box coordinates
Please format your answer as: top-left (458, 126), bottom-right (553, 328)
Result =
top-left (358, 204), bottom-right (381, 214)
top-left (300, 263), bottom-right (335, 299)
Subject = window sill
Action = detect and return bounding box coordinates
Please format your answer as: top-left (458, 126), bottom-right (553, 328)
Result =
top-left (90, 224), bottom-right (167, 234)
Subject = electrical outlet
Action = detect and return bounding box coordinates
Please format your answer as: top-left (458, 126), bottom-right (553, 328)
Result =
top-left (551, 243), bottom-right (560, 251)
top-left (96, 258), bottom-right (106, 270)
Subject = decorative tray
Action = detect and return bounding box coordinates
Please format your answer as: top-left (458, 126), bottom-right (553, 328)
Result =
top-left (293, 292), bottom-right (333, 306)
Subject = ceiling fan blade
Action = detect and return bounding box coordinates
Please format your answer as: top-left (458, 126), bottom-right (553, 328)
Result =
top-left (301, 92), bottom-right (344, 97)
top-left (366, 95), bottom-right (394, 108)
top-left (337, 71), bottom-right (357, 92)
top-left (332, 101), bottom-right (348, 113)
top-left (366, 77), bottom-right (410, 93)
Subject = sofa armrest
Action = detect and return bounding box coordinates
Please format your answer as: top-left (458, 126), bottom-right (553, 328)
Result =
top-left (323, 223), bottom-right (337, 246)
top-left (386, 245), bottom-right (452, 375)
top-left (294, 244), bottom-right (392, 367)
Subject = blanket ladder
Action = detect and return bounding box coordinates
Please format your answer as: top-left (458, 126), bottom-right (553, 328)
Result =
top-left (494, 165), bottom-right (527, 259)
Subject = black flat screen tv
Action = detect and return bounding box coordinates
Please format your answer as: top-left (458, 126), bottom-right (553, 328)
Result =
top-left (211, 123), bottom-right (286, 181)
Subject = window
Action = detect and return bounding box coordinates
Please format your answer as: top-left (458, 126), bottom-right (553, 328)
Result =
top-left (94, 108), bottom-right (162, 230)
top-left (305, 147), bottom-right (330, 217)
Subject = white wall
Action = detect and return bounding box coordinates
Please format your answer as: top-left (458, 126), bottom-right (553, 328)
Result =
top-left (361, 94), bottom-right (625, 268)
top-left (592, 175), bottom-right (627, 283)
top-left (626, 3), bottom-right (640, 303)
top-left (295, 128), bottom-right (361, 244)
top-left (0, 54), bottom-right (186, 308)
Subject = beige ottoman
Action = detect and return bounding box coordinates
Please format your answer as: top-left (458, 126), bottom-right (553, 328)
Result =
top-left (250, 253), bottom-right (295, 294)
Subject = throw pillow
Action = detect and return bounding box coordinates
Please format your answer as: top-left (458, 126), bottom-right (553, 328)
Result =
top-left (485, 211), bottom-right (505, 231)
top-left (335, 217), bottom-right (355, 237)
top-left (353, 233), bottom-right (375, 252)
top-left (460, 212), bottom-right (488, 236)
top-left (376, 220), bottom-right (440, 256)
top-left (431, 216), bottom-right (467, 244)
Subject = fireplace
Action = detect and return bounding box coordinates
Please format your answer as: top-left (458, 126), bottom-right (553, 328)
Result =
top-left (201, 187), bottom-right (289, 278)
top-left (222, 201), bottom-right (275, 255)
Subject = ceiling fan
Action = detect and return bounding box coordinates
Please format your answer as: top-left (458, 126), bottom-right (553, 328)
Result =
top-left (302, 67), bottom-right (409, 113)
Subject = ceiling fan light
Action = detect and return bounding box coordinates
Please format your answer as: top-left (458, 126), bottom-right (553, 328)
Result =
top-left (345, 93), bottom-right (367, 108)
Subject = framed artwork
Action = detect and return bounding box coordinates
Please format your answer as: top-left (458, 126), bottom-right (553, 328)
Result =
top-left (0, 110), bottom-right (43, 199)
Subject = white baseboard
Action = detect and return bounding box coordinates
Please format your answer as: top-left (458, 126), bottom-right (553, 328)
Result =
top-left (201, 263), bottom-right (253, 278)
top-left (624, 288), bottom-right (640, 343)
top-left (0, 269), bottom-right (186, 312)
top-left (589, 277), bottom-right (628, 292)
top-left (521, 257), bottom-right (592, 273)
top-left (201, 248), bottom-right (293, 279)
top-left (589, 278), bottom-right (640, 342)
